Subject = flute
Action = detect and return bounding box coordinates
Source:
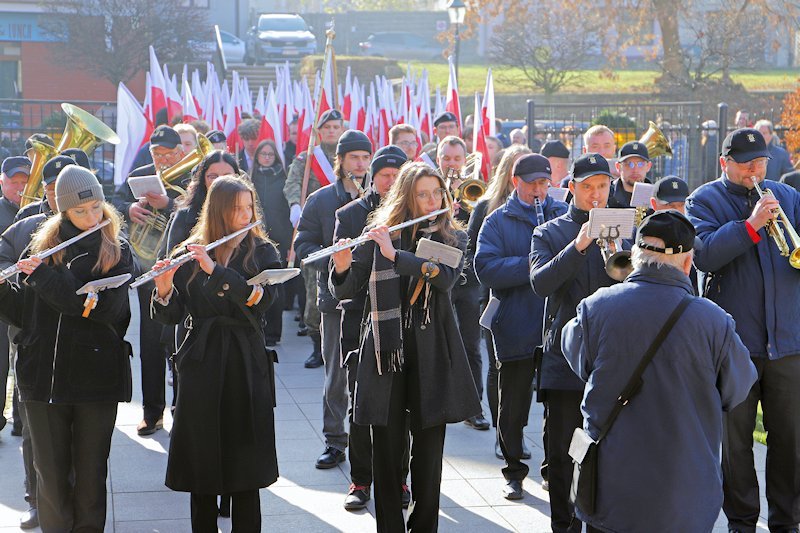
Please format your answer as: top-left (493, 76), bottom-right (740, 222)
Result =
top-left (0, 219), bottom-right (111, 282)
top-left (301, 207), bottom-right (450, 265)
top-left (130, 220), bottom-right (261, 288)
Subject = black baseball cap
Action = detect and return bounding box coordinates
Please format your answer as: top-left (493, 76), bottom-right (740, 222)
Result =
top-left (43, 155), bottom-right (77, 185)
top-left (60, 148), bottom-right (91, 170)
top-left (370, 145), bottom-right (407, 176)
top-left (654, 176), bottom-right (689, 203)
top-left (721, 128), bottom-right (771, 163)
top-left (149, 125), bottom-right (181, 149)
top-left (540, 140), bottom-right (570, 159)
top-left (1, 156), bottom-right (31, 177)
top-left (570, 153), bottom-right (613, 182)
top-left (434, 112), bottom-right (458, 127)
top-left (512, 153), bottom-right (551, 182)
top-left (637, 210), bottom-right (696, 254)
top-left (206, 130), bottom-right (226, 144)
top-left (317, 109), bottom-right (343, 128)
top-left (618, 141), bottom-right (650, 162)
top-left (24, 133), bottom-right (55, 152)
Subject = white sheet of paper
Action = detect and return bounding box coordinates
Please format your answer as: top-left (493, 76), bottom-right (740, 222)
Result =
top-left (76, 273), bottom-right (132, 295)
top-left (588, 208), bottom-right (636, 240)
top-left (479, 296), bottom-right (500, 329)
top-left (630, 182), bottom-right (656, 208)
top-left (128, 175), bottom-right (167, 200)
top-left (548, 187), bottom-right (569, 203)
top-left (415, 238), bottom-right (463, 269)
top-left (247, 268), bottom-right (301, 286)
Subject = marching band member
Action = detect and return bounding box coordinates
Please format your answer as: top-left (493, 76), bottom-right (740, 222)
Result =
top-left (150, 175), bottom-right (281, 532)
top-left (0, 165), bottom-right (133, 532)
top-left (330, 162), bottom-right (481, 532)
top-left (475, 154), bottom-right (568, 500)
top-left (608, 141), bottom-right (652, 208)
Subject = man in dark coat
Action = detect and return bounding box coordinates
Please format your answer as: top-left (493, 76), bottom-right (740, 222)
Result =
top-left (294, 129), bottom-right (371, 470)
top-left (333, 145), bottom-right (407, 510)
top-left (475, 154), bottom-right (568, 500)
top-left (608, 141), bottom-right (652, 208)
top-left (756, 119), bottom-right (794, 181)
top-left (562, 211), bottom-right (757, 532)
top-left (529, 153), bottom-right (620, 532)
top-left (113, 125), bottom-right (190, 437)
top-left (686, 128), bottom-right (800, 533)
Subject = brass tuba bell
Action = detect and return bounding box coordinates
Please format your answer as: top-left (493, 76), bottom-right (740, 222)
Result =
top-left (639, 121), bottom-right (673, 159)
top-left (20, 140), bottom-right (58, 207)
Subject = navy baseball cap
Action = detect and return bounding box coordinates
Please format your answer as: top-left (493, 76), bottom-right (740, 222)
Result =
top-left (637, 210), bottom-right (696, 254)
top-left (618, 141), bottom-right (650, 162)
top-left (434, 112), bottom-right (458, 127)
top-left (540, 140), bottom-right (570, 159)
top-left (317, 109), bottom-right (343, 128)
top-left (570, 153), bottom-right (613, 182)
top-left (149, 125), bottom-right (181, 149)
top-left (60, 148), bottom-right (91, 170)
top-left (2, 156), bottom-right (31, 177)
top-left (721, 128), bottom-right (771, 163)
top-left (206, 130), bottom-right (226, 144)
top-left (512, 153), bottom-right (551, 182)
top-left (43, 155), bottom-right (79, 185)
top-left (654, 176), bottom-right (689, 203)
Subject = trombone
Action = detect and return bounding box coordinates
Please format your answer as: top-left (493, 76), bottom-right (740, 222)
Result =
top-left (750, 177), bottom-right (800, 269)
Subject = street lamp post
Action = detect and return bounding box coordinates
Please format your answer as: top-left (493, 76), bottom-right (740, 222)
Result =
top-left (447, 0), bottom-right (466, 83)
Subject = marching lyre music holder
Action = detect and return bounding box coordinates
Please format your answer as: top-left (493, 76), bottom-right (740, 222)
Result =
top-left (76, 273), bottom-right (132, 318)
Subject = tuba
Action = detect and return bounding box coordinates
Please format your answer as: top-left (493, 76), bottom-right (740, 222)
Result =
top-left (20, 104), bottom-right (120, 208)
top-left (639, 121), bottom-right (673, 159)
top-left (128, 134), bottom-right (212, 265)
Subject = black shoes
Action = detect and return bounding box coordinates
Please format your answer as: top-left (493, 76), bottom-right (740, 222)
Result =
top-left (11, 423), bottom-right (22, 437)
top-left (503, 479), bottom-right (524, 500)
top-left (401, 484), bottom-right (411, 509)
top-left (344, 484), bottom-right (370, 510)
top-left (305, 333), bottom-right (323, 368)
top-left (315, 447), bottom-right (345, 469)
top-left (265, 338), bottom-right (280, 347)
top-left (137, 418), bottom-right (163, 436)
top-left (464, 414), bottom-right (490, 431)
top-left (218, 494), bottom-right (231, 517)
top-left (19, 507), bottom-right (38, 529)
top-left (297, 317), bottom-right (308, 336)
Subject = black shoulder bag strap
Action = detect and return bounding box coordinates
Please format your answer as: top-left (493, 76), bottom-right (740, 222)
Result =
top-left (595, 293), bottom-right (693, 443)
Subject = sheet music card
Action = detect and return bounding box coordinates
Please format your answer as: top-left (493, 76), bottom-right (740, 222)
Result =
top-left (630, 182), bottom-right (656, 208)
top-left (128, 175), bottom-right (167, 200)
top-left (548, 187), bottom-right (569, 203)
top-left (247, 268), bottom-right (301, 286)
top-left (76, 273), bottom-right (132, 295)
top-left (588, 208), bottom-right (636, 240)
top-left (415, 238), bottom-right (463, 269)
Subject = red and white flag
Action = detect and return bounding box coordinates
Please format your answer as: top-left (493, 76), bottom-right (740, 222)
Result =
top-left (445, 56), bottom-right (462, 135)
top-left (342, 66), bottom-right (352, 119)
top-left (255, 86), bottom-right (266, 118)
top-left (224, 72), bottom-right (243, 153)
top-left (181, 73), bottom-right (199, 123)
top-left (147, 47), bottom-right (167, 122)
top-left (114, 82), bottom-right (149, 185)
top-left (191, 68), bottom-right (204, 117)
top-left (295, 79), bottom-right (314, 156)
top-left (417, 71), bottom-right (433, 143)
top-left (310, 145), bottom-right (335, 187)
top-left (318, 50), bottom-right (335, 115)
top-left (348, 78), bottom-right (366, 132)
top-left (142, 73), bottom-right (154, 137)
top-left (165, 72), bottom-right (182, 123)
top-left (482, 68), bottom-right (496, 137)
top-left (472, 92), bottom-right (492, 182)
top-left (258, 87), bottom-right (285, 165)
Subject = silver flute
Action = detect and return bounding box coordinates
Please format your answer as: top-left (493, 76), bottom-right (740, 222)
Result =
top-left (130, 220), bottom-right (262, 288)
top-left (301, 207), bottom-right (450, 265)
top-left (0, 219), bottom-right (111, 282)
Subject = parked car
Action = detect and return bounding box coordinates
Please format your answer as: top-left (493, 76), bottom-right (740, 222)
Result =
top-left (358, 32), bottom-right (443, 61)
top-left (245, 14), bottom-right (316, 64)
top-left (192, 30), bottom-right (247, 64)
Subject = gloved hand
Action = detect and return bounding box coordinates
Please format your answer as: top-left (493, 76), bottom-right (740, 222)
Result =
top-left (290, 204), bottom-right (302, 228)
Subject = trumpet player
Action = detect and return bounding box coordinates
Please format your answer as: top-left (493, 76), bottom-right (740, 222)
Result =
top-left (686, 128), bottom-right (800, 533)
top-left (529, 153), bottom-right (622, 532)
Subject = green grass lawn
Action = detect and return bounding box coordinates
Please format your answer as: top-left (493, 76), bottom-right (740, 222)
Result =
top-left (406, 62), bottom-right (800, 95)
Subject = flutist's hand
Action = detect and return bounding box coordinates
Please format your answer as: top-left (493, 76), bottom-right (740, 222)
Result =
top-left (187, 244), bottom-right (215, 275)
top-left (368, 225), bottom-right (397, 262)
top-left (332, 239), bottom-right (353, 274)
top-left (17, 256), bottom-right (42, 276)
top-left (575, 221), bottom-right (594, 253)
top-left (747, 195), bottom-right (780, 232)
top-left (152, 259), bottom-right (176, 298)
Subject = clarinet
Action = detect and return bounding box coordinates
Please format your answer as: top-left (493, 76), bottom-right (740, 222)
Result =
top-left (534, 197), bottom-right (545, 226)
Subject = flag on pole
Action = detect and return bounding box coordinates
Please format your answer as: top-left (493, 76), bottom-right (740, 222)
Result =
top-left (481, 68), bottom-right (496, 137)
top-left (224, 72), bottom-right (243, 153)
top-left (114, 82), bottom-right (149, 185)
top-left (148, 46), bottom-right (167, 122)
top-left (445, 55), bottom-right (462, 135)
top-left (472, 92), bottom-right (492, 182)
top-left (310, 145), bottom-right (335, 187)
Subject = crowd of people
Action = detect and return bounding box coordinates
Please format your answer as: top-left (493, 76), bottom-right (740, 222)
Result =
top-left (0, 102), bottom-right (797, 533)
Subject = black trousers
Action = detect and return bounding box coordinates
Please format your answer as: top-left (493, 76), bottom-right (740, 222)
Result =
top-left (191, 490), bottom-right (260, 533)
top-left (545, 389), bottom-right (583, 533)
top-left (136, 283), bottom-right (168, 422)
top-left (25, 401), bottom-right (117, 533)
top-left (452, 283), bottom-right (483, 401)
top-left (485, 329), bottom-right (499, 426)
top-left (723, 354), bottom-right (800, 533)
top-left (264, 285), bottom-right (284, 342)
top-left (372, 338), bottom-right (446, 533)
top-left (498, 357), bottom-right (536, 481)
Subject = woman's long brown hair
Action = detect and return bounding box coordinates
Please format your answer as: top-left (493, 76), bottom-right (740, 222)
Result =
top-left (368, 162), bottom-right (462, 247)
top-left (30, 202), bottom-right (124, 274)
top-left (176, 175), bottom-right (268, 278)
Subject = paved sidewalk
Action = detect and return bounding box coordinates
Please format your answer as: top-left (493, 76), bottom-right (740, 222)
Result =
top-left (0, 298), bottom-right (769, 532)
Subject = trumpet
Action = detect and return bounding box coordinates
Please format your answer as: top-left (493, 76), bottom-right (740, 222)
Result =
top-left (130, 220), bottom-right (262, 288)
top-left (750, 177), bottom-right (800, 269)
top-left (0, 220), bottom-right (110, 282)
top-left (301, 208), bottom-right (450, 266)
top-left (591, 201), bottom-right (633, 281)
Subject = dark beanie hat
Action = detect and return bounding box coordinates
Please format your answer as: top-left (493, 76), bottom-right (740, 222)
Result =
top-left (336, 129), bottom-right (373, 156)
top-left (370, 145), bottom-right (407, 177)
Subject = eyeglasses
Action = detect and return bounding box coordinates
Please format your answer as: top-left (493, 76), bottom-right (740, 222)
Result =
top-left (416, 188), bottom-right (447, 201)
top-left (727, 157), bottom-right (768, 169)
top-left (623, 160), bottom-right (648, 169)
top-left (151, 149), bottom-right (181, 161)
top-left (259, 152), bottom-right (276, 159)
top-left (396, 140), bottom-right (418, 148)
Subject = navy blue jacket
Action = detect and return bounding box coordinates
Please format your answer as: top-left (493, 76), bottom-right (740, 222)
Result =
top-left (294, 178), bottom-right (360, 314)
top-left (529, 204), bottom-right (622, 390)
top-left (687, 176), bottom-right (800, 359)
top-left (766, 143), bottom-right (793, 181)
top-left (475, 192), bottom-right (567, 362)
top-left (561, 263), bottom-right (756, 532)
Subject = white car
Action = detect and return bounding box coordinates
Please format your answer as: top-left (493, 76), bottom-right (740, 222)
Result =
top-left (193, 30), bottom-right (247, 64)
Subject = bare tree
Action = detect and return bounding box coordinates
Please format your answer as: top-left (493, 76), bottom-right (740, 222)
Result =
top-left (40, 0), bottom-right (209, 86)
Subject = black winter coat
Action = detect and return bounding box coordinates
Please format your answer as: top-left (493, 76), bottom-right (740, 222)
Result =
top-left (152, 240), bottom-right (281, 494)
top-left (0, 221), bottom-right (134, 403)
top-left (329, 228), bottom-right (482, 428)
top-left (250, 162), bottom-right (293, 261)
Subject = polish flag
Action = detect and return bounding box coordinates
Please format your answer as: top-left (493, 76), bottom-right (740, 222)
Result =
top-left (147, 47), bottom-right (167, 121)
top-left (417, 72), bottom-right (433, 143)
top-left (165, 73), bottom-right (182, 123)
top-left (364, 84), bottom-right (377, 148)
top-left (310, 145), bottom-right (335, 187)
top-left (348, 78), bottom-right (366, 132)
top-left (258, 87), bottom-right (285, 165)
top-left (445, 56), bottom-right (462, 135)
top-left (472, 93), bottom-right (492, 182)
top-left (295, 79), bottom-right (314, 156)
top-left (240, 76), bottom-right (253, 116)
top-left (482, 68), bottom-right (496, 137)
top-left (114, 82), bottom-right (149, 185)
top-left (181, 75), bottom-right (199, 123)
top-left (191, 68), bottom-right (204, 117)
top-left (254, 86), bottom-right (266, 118)
top-left (141, 73), bottom-right (154, 139)
top-left (318, 53), bottom-right (335, 115)
top-left (342, 66), bottom-right (352, 119)
top-left (224, 72), bottom-right (243, 153)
